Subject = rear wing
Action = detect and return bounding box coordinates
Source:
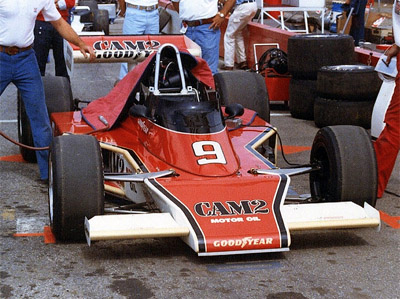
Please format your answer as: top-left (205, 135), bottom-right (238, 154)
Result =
top-left (64, 35), bottom-right (202, 77)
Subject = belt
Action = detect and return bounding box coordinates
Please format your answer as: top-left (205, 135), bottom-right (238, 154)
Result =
top-left (0, 45), bottom-right (32, 56)
top-left (126, 3), bottom-right (158, 11)
top-left (184, 17), bottom-right (214, 27)
top-left (240, 0), bottom-right (256, 4)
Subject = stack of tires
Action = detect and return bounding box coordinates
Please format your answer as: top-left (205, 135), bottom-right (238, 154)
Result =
top-left (78, 0), bottom-right (110, 35)
top-left (314, 65), bottom-right (382, 128)
top-left (287, 34), bottom-right (355, 120)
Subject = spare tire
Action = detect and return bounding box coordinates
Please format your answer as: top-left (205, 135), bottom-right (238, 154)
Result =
top-left (317, 65), bottom-right (382, 101)
top-left (288, 34), bottom-right (355, 80)
top-left (289, 78), bottom-right (317, 120)
top-left (314, 97), bottom-right (375, 129)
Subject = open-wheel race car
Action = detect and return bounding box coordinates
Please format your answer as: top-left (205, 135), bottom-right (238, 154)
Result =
top-left (48, 43), bottom-right (380, 256)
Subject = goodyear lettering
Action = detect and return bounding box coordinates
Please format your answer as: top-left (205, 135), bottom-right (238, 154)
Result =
top-left (194, 200), bottom-right (269, 217)
top-left (213, 237), bottom-right (273, 248)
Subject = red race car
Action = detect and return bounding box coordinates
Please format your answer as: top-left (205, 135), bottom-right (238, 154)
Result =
top-left (48, 43), bottom-right (380, 256)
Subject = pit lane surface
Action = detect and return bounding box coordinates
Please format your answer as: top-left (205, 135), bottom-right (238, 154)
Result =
top-left (1, 59), bottom-right (399, 299)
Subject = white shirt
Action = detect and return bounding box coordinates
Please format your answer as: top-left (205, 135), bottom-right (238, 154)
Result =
top-left (125, 0), bottom-right (158, 6)
top-left (171, 0), bottom-right (218, 21)
top-left (0, 0), bottom-right (61, 48)
top-left (394, 0), bottom-right (400, 47)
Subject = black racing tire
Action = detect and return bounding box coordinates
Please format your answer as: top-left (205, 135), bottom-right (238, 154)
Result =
top-left (159, 7), bottom-right (171, 32)
top-left (310, 125), bottom-right (377, 207)
top-left (288, 34), bottom-right (355, 80)
top-left (214, 70), bottom-right (270, 123)
top-left (17, 92), bottom-right (36, 163)
top-left (314, 97), bottom-right (375, 129)
top-left (93, 9), bottom-right (110, 35)
top-left (42, 76), bottom-right (74, 113)
top-left (17, 76), bottom-right (73, 163)
top-left (289, 78), bottom-right (317, 120)
top-left (78, 0), bottom-right (98, 11)
top-left (317, 65), bottom-right (382, 101)
top-left (49, 134), bottom-right (104, 242)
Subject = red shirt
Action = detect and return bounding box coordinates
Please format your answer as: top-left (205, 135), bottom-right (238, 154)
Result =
top-left (37, 0), bottom-right (75, 22)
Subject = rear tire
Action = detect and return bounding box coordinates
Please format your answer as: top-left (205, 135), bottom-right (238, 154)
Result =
top-left (214, 71), bottom-right (270, 123)
top-left (17, 92), bottom-right (36, 162)
top-left (310, 125), bottom-right (377, 207)
top-left (159, 7), bottom-right (171, 32)
top-left (93, 9), bottom-right (109, 35)
top-left (17, 76), bottom-right (73, 162)
top-left (49, 134), bottom-right (104, 242)
top-left (78, 0), bottom-right (98, 11)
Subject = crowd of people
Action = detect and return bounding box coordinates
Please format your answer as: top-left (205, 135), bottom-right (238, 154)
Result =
top-left (0, 0), bottom-right (398, 198)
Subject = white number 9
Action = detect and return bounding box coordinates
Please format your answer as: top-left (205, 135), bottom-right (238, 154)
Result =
top-left (192, 141), bottom-right (227, 165)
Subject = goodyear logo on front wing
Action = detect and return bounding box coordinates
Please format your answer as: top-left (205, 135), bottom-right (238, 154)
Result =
top-left (213, 237), bottom-right (273, 249)
top-left (194, 200), bottom-right (269, 217)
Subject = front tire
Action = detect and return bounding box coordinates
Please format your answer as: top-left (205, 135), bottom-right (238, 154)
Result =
top-left (310, 125), bottom-right (377, 207)
top-left (49, 134), bottom-right (104, 241)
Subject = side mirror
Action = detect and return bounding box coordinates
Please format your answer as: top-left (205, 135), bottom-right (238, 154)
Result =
top-left (129, 105), bottom-right (149, 118)
top-left (225, 103), bottom-right (244, 119)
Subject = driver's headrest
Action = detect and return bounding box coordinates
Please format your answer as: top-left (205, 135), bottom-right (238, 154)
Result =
top-left (160, 46), bottom-right (198, 70)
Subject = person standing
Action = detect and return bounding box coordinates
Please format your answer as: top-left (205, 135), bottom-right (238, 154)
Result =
top-left (118, 0), bottom-right (160, 80)
top-left (345, 0), bottom-right (368, 46)
top-left (0, 0), bottom-right (95, 181)
top-left (171, 0), bottom-right (236, 75)
top-left (33, 0), bottom-right (76, 79)
top-left (373, 0), bottom-right (400, 198)
top-left (222, 0), bottom-right (257, 70)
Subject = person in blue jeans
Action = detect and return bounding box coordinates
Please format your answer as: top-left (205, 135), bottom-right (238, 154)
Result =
top-left (0, 0), bottom-right (95, 181)
top-left (118, 0), bottom-right (159, 80)
top-left (33, 0), bottom-right (76, 79)
top-left (172, 0), bottom-right (235, 75)
top-left (344, 0), bottom-right (368, 46)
